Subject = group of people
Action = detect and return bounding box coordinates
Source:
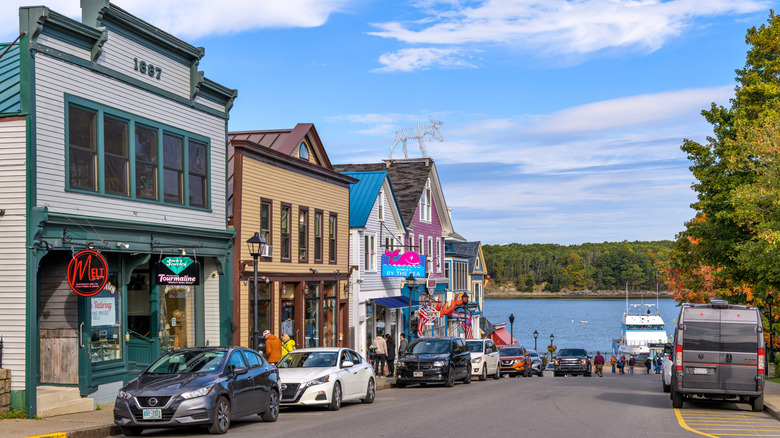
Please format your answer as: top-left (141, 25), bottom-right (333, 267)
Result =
top-left (260, 330), bottom-right (296, 365)
top-left (608, 353), bottom-right (664, 374)
top-left (370, 331), bottom-right (407, 377)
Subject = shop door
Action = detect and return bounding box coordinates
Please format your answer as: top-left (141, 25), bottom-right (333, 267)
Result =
top-left (78, 272), bottom-right (123, 394)
top-left (126, 269), bottom-right (155, 371)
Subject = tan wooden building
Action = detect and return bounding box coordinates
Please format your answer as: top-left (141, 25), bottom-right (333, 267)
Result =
top-left (228, 124), bottom-right (356, 351)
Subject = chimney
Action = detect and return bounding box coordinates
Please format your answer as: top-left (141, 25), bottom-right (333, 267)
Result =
top-left (81, 0), bottom-right (110, 27)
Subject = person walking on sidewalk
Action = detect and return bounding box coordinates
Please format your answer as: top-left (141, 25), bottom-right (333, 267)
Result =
top-left (373, 331), bottom-right (387, 377)
top-left (645, 356), bottom-right (652, 374)
top-left (593, 351), bottom-right (605, 377)
top-left (398, 333), bottom-right (408, 358)
top-left (281, 333), bottom-right (295, 358)
top-left (263, 330), bottom-right (282, 365)
top-left (628, 355), bottom-right (636, 374)
top-left (385, 333), bottom-right (396, 377)
top-left (610, 355), bottom-right (617, 373)
top-left (618, 355), bottom-right (626, 374)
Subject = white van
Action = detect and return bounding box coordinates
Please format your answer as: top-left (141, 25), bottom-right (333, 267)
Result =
top-left (670, 299), bottom-right (766, 411)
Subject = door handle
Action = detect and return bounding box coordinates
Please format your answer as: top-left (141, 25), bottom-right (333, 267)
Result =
top-left (79, 322), bottom-right (85, 348)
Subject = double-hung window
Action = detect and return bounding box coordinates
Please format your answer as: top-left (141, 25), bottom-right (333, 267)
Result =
top-left (364, 234), bottom-right (376, 272)
top-left (329, 214), bottom-right (337, 263)
top-left (314, 210), bottom-right (323, 262)
top-left (66, 97), bottom-right (210, 209)
top-left (378, 189), bottom-right (385, 221)
top-left (299, 208), bottom-right (309, 262)
top-left (260, 200), bottom-right (272, 255)
top-left (281, 204), bottom-right (291, 261)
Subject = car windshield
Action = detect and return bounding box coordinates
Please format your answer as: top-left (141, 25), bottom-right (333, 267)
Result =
top-left (529, 351), bottom-right (539, 358)
top-left (277, 351), bottom-right (339, 368)
top-left (147, 350), bottom-right (225, 374)
top-left (558, 349), bottom-right (587, 356)
top-left (500, 348), bottom-right (524, 357)
top-left (466, 341), bottom-right (484, 353)
top-left (406, 340), bottom-right (451, 354)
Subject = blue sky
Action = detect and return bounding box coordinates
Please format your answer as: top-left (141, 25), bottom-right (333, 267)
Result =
top-left (2, 0), bottom-right (775, 245)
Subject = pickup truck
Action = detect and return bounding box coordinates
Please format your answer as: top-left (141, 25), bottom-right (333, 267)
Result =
top-left (553, 348), bottom-right (592, 377)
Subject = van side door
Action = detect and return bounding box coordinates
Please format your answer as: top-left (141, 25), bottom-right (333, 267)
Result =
top-left (719, 310), bottom-right (760, 392)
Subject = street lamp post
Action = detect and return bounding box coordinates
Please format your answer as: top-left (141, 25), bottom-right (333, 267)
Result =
top-left (246, 232), bottom-right (266, 351)
top-left (509, 314), bottom-right (515, 346)
top-left (533, 330), bottom-right (538, 351)
top-left (549, 333), bottom-right (555, 361)
top-left (406, 274), bottom-right (418, 341)
top-left (768, 292), bottom-right (775, 367)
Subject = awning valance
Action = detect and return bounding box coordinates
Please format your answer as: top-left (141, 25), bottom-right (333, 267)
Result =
top-left (371, 296), bottom-right (420, 309)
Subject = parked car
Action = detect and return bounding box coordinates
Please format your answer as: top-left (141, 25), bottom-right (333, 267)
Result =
top-left (670, 299), bottom-right (765, 411)
top-left (277, 347), bottom-right (375, 411)
top-left (527, 350), bottom-right (544, 377)
top-left (113, 346), bottom-right (280, 436)
top-left (499, 345), bottom-right (532, 377)
top-left (466, 338), bottom-right (501, 380)
top-left (554, 348), bottom-right (592, 376)
top-left (396, 337), bottom-right (471, 387)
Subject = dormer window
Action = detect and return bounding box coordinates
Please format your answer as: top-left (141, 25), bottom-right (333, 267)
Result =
top-left (299, 142), bottom-right (310, 161)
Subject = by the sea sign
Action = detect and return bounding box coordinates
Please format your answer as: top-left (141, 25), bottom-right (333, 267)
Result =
top-left (381, 250), bottom-right (426, 278)
top-left (67, 250), bottom-right (109, 297)
top-left (155, 257), bottom-right (200, 285)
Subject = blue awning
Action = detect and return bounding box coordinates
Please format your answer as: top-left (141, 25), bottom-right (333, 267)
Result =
top-left (371, 296), bottom-right (420, 309)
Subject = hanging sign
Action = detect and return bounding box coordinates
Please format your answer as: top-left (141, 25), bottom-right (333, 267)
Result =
top-left (155, 257), bottom-right (200, 285)
top-left (381, 250), bottom-right (426, 277)
top-left (67, 250), bottom-right (109, 297)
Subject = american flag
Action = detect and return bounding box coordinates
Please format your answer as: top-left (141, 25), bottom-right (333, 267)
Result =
top-left (417, 305), bottom-right (437, 337)
top-left (462, 313), bottom-right (473, 339)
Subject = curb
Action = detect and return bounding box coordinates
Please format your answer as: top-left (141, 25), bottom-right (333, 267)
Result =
top-left (766, 401), bottom-right (780, 420)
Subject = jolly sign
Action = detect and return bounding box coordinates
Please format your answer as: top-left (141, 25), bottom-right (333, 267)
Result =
top-left (67, 250), bottom-right (109, 297)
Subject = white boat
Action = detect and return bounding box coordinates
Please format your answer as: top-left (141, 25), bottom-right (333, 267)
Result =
top-left (612, 303), bottom-right (668, 357)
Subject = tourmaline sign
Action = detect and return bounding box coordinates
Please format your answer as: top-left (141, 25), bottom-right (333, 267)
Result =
top-left (155, 256), bottom-right (200, 285)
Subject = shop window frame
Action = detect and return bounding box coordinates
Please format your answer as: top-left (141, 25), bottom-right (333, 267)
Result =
top-left (64, 95), bottom-right (211, 211)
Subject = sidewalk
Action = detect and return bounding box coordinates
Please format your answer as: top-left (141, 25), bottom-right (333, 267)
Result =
top-left (1, 378), bottom-right (397, 438)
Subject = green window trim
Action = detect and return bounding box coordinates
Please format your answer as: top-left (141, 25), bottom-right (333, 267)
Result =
top-left (64, 94), bottom-right (212, 211)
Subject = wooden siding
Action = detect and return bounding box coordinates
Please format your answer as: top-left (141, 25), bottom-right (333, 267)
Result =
top-left (0, 118), bottom-right (27, 391)
top-left (203, 259), bottom-right (221, 347)
top-left (98, 31), bottom-right (191, 99)
top-left (34, 54), bottom-right (227, 230)
top-left (37, 34), bottom-right (90, 61)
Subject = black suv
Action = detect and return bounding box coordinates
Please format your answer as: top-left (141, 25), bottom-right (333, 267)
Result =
top-left (554, 348), bottom-right (592, 377)
top-left (395, 337), bottom-right (471, 387)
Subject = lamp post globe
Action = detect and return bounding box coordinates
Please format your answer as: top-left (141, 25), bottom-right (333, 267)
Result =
top-left (246, 232), bottom-right (265, 351)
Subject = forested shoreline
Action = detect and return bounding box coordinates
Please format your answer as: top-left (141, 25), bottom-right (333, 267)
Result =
top-left (482, 241), bottom-right (674, 293)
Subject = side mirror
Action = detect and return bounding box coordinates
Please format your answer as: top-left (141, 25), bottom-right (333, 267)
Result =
top-left (342, 360), bottom-right (354, 368)
top-left (233, 366), bottom-right (249, 376)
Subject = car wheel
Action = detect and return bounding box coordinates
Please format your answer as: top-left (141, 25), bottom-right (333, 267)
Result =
top-left (327, 382), bottom-right (342, 411)
top-left (671, 385), bottom-right (684, 409)
top-left (260, 389), bottom-right (279, 422)
top-left (493, 367), bottom-right (501, 380)
top-left (463, 366), bottom-right (472, 384)
top-left (120, 426), bottom-right (143, 436)
top-left (444, 367), bottom-right (455, 387)
top-left (208, 396), bottom-right (231, 434)
top-left (480, 366), bottom-right (487, 381)
top-left (362, 378), bottom-right (375, 404)
top-left (751, 394), bottom-right (764, 412)
top-left (662, 379), bottom-right (670, 393)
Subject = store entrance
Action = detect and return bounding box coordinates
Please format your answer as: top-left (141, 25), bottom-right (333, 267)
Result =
top-left (126, 264), bottom-right (154, 371)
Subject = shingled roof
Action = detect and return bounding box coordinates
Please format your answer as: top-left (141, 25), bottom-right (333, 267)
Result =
top-left (448, 241), bottom-right (482, 273)
top-left (333, 160), bottom-right (432, 227)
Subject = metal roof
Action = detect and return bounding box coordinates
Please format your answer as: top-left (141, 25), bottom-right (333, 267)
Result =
top-left (342, 171), bottom-right (387, 228)
top-left (0, 43), bottom-right (21, 114)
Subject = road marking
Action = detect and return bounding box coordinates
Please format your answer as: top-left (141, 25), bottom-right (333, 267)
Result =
top-left (676, 407), bottom-right (780, 437)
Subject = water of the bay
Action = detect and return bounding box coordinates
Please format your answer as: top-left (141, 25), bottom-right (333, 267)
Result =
top-left (484, 297), bottom-right (681, 355)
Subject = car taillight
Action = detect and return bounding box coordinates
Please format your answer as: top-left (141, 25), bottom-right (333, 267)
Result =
top-left (675, 344), bottom-right (682, 372)
top-left (758, 348), bottom-right (765, 374)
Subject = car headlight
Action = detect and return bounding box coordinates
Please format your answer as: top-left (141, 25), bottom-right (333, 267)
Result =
top-left (117, 390), bottom-right (133, 400)
top-left (303, 375), bottom-right (330, 388)
top-left (581, 359), bottom-right (588, 366)
top-left (432, 361), bottom-right (447, 367)
top-left (472, 357), bottom-right (482, 364)
top-left (554, 359), bottom-right (560, 365)
top-left (181, 385), bottom-right (213, 399)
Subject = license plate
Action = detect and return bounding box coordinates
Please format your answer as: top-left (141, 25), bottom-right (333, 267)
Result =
top-left (413, 371), bottom-right (423, 377)
top-left (143, 409), bottom-right (162, 420)
top-left (693, 367), bottom-right (708, 375)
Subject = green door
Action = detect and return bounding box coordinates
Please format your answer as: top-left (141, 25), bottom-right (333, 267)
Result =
top-left (78, 272), bottom-right (123, 395)
top-left (126, 268), bottom-right (157, 371)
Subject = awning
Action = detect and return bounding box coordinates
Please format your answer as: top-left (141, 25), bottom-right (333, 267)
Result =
top-left (490, 327), bottom-right (516, 347)
top-left (371, 296), bottom-right (420, 309)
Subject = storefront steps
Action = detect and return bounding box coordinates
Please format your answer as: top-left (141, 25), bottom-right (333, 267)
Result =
top-left (36, 386), bottom-right (95, 418)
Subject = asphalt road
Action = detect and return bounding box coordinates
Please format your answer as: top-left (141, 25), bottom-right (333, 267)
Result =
top-left (122, 372), bottom-right (779, 438)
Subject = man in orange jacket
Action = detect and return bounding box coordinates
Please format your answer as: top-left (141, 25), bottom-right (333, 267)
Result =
top-left (263, 330), bottom-right (282, 364)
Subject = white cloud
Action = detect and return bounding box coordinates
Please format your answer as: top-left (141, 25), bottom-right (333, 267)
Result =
top-left (0, 0), bottom-right (351, 41)
top-left (368, 0), bottom-right (768, 70)
top-left (373, 47), bottom-right (477, 72)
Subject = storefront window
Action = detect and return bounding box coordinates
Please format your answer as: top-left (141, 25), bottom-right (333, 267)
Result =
top-left (304, 282), bottom-right (320, 348)
top-left (160, 285), bottom-right (194, 353)
top-left (281, 301), bottom-right (294, 339)
top-left (248, 281), bottom-right (270, 347)
top-left (365, 303), bottom-right (374, 354)
top-left (323, 283), bottom-right (336, 347)
top-left (376, 305), bottom-right (386, 336)
top-left (90, 273), bottom-right (121, 363)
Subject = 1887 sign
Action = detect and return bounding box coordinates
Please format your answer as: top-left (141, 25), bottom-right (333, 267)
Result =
top-left (67, 250), bottom-right (109, 297)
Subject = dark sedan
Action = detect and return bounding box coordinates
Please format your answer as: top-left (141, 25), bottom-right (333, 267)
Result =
top-left (114, 346), bottom-right (280, 436)
top-left (395, 337), bottom-right (471, 387)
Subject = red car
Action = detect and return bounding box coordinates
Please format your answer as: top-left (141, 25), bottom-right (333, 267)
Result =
top-left (499, 345), bottom-right (532, 377)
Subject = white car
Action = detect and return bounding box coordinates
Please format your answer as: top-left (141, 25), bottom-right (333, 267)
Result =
top-left (466, 339), bottom-right (501, 380)
top-left (277, 347), bottom-right (375, 410)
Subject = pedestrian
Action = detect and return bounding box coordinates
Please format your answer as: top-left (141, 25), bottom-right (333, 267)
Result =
top-left (281, 333), bottom-right (295, 358)
top-left (593, 351), bottom-right (605, 377)
top-left (385, 333), bottom-right (396, 377)
top-left (373, 331), bottom-right (387, 377)
top-left (398, 333), bottom-right (408, 358)
top-left (610, 355), bottom-right (617, 373)
top-left (628, 355), bottom-right (636, 374)
top-left (263, 330), bottom-right (282, 365)
top-left (617, 355), bottom-right (626, 374)
top-left (654, 354), bottom-right (663, 374)
top-left (644, 356), bottom-right (652, 374)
